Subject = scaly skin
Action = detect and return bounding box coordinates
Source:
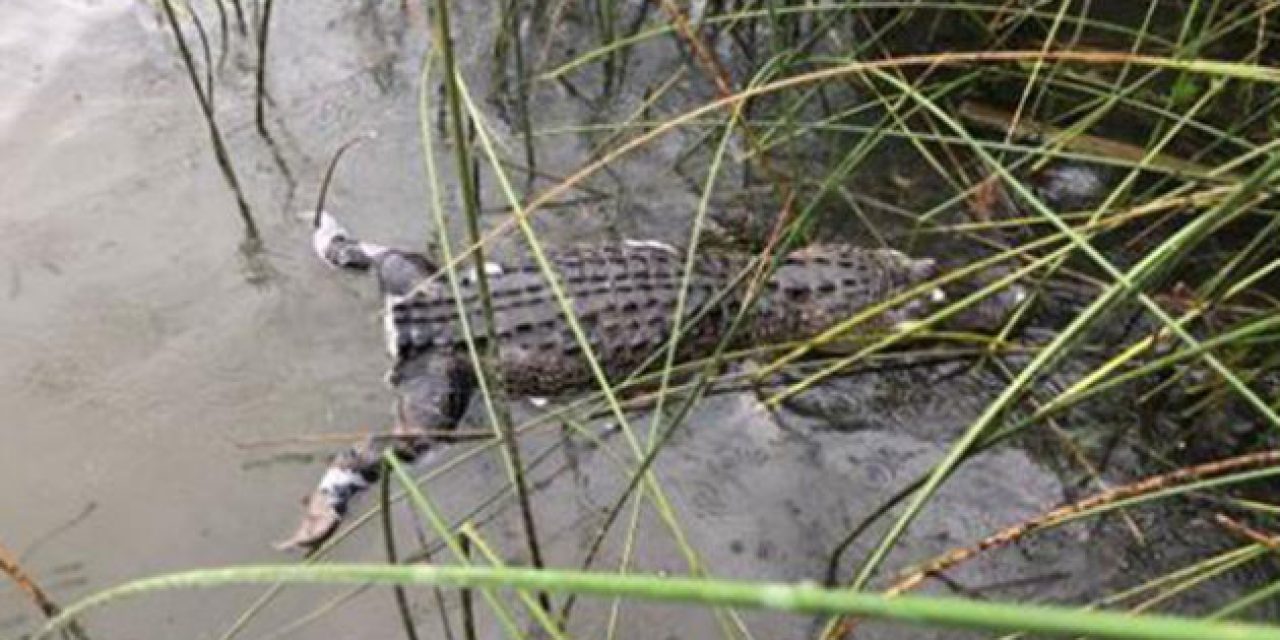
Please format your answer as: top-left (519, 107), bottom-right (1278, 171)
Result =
top-left (278, 215), bottom-right (940, 551)
top-left (389, 243), bottom-right (936, 394)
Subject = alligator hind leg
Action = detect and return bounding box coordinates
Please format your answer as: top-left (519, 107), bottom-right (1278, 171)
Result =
top-left (389, 354), bottom-right (475, 456)
top-left (276, 354), bottom-right (474, 551)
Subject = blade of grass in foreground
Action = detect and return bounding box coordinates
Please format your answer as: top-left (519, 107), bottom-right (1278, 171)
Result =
top-left (35, 564), bottom-right (1280, 640)
top-left (386, 453), bottom-right (566, 638)
top-left (426, 0), bottom-right (550, 614)
top-left (452, 72), bottom-right (754, 640)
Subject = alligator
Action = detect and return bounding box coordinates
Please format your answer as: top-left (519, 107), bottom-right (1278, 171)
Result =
top-left (277, 213), bottom-right (1016, 550)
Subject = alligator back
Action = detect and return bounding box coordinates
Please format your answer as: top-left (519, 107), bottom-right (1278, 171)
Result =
top-left (389, 243), bottom-right (934, 395)
top-left (747, 244), bottom-right (936, 344)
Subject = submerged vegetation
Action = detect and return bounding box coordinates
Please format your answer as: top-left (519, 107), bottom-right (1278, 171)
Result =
top-left (10, 1), bottom-right (1280, 638)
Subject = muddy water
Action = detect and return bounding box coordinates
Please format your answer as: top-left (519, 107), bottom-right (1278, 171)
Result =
top-left (0, 2), bottom-right (1270, 639)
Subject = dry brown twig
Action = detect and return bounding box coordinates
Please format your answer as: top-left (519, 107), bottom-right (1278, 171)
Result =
top-left (0, 537), bottom-right (59, 618)
top-left (231, 427), bottom-right (498, 450)
top-left (0, 536), bottom-right (90, 639)
top-left (652, 0), bottom-right (809, 330)
top-left (1214, 513), bottom-right (1280, 549)
top-left (654, 1), bottom-right (796, 221)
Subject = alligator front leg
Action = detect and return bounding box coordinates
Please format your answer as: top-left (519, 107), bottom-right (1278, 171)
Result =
top-left (276, 354), bottom-right (474, 551)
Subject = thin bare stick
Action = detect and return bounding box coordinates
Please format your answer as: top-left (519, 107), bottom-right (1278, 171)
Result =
top-left (424, 545), bottom-right (457, 640)
top-left (160, 0), bottom-right (260, 247)
top-left (0, 536), bottom-right (91, 639)
top-left (18, 502), bottom-right (97, 565)
top-left (380, 472), bottom-right (421, 640)
top-left (459, 534), bottom-right (476, 640)
top-left (228, 0), bottom-right (248, 36)
top-left (212, 0), bottom-right (228, 70)
top-left (0, 538), bottom-right (58, 618)
top-left (254, 0), bottom-right (275, 140)
top-left (656, 0), bottom-right (795, 197)
top-left (1214, 513), bottom-right (1280, 549)
top-left (247, 0), bottom-right (297, 197)
top-left (496, 0), bottom-right (536, 188)
top-left (233, 427), bottom-right (496, 449)
top-left (312, 132), bottom-right (377, 228)
top-left (188, 4), bottom-right (215, 104)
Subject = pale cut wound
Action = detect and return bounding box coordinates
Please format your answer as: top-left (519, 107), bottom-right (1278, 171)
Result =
top-left (459, 261), bottom-right (506, 286)
top-left (623, 238), bottom-right (679, 255)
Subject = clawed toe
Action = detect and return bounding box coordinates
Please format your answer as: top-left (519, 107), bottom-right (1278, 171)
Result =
top-left (274, 490), bottom-right (342, 552)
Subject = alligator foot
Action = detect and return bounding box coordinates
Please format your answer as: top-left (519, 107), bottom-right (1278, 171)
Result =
top-left (276, 423), bottom-right (446, 552)
top-left (274, 488), bottom-right (343, 552)
top-left (275, 445), bottom-right (379, 552)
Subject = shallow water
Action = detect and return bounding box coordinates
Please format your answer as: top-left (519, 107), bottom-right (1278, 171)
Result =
top-left (1, 3), bottom-right (1272, 639)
